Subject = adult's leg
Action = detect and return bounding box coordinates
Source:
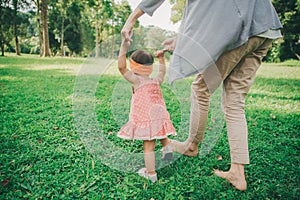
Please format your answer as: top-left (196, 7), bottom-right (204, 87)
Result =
top-left (170, 73), bottom-right (211, 156)
top-left (143, 140), bottom-right (156, 175)
top-left (171, 37), bottom-right (269, 156)
top-left (214, 38), bottom-right (273, 191)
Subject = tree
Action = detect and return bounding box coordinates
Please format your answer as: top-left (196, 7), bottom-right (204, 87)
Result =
top-left (57, 0), bottom-right (69, 56)
top-left (87, 0), bottom-right (114, 57)
top-left (63, 0), bottom-right (84, 56)
top-left (0, 1), bottom-right (14, 56)
top-left (1, 0), bottom-right (30, 56)
top-left (144, 25), bottom-right (175, 49)
top-left (10, 0), bottom-right (31, 55)
top-left (273, 0), bottom-right (300, 60)
top-left (169, 0), bottom-right (186, 24)
top-left (80, 0), bottom-right (131, 57)
top-left (49, 0), bottom-right (70, 56)
top-left (32, 0), bottom-right (44, 56)
top-left (80, 7), bottom-right (95, 56)
top-left (41, 0), bottom-right (51, 56)
top-left (12, 0), bottom-right (21, 55)
top-left (113, 0), bottom-right (132, 57)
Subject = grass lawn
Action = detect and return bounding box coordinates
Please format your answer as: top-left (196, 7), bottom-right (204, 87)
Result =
top-left (1, 54), bottom-right (299, 199)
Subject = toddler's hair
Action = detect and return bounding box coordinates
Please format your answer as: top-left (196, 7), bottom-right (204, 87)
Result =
top-left (131, 50), bottom-right (154, 66)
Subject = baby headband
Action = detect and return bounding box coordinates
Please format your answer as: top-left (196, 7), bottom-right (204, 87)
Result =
top-left (130, 58), bottom-right (153, 75)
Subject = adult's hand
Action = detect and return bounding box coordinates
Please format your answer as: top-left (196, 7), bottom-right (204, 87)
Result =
top-left (162, 37), bottom-right (177, 52)
top-left (121, 21), bottom-right (134, 42)
top-left (121, 8), bottom-right (145, 42)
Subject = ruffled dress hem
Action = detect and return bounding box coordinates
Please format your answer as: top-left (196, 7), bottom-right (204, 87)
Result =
top-left (118, 120), bottom-right (176, 140)
top-left (117, 132), bottom-right (176, 140)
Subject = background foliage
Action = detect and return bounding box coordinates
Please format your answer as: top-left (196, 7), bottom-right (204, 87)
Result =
top-left (0, 0), bottom-right (299, 61)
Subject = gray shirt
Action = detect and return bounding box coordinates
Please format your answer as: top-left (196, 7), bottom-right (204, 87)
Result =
top-left (138, 0), bottom-right (283, 83)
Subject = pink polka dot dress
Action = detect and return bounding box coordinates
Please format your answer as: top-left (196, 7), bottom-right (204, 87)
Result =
top-left (118, 78), bottom-right (176, 140)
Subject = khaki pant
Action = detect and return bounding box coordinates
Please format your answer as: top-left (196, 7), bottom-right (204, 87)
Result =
top-left (188, 37), bottom-right (273, 164)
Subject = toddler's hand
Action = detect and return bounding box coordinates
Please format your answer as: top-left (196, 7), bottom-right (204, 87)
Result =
top-left (121, 39), bottom-right (131, 50)
top-left (154, 50), bottom-right (165, 58)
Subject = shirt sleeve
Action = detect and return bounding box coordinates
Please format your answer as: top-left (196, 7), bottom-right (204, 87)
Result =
top-left (138, 0), bottom-right (165, 16)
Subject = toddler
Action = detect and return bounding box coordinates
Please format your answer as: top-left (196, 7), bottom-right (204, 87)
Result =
top-left (117, 39), bottom-right (176, 182)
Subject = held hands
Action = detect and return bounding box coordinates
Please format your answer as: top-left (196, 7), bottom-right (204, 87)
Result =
top-left (121, 20), bottom-right (134, 51)
top-left (120, 18), bottom-right (134, 50)
top-left (121, 8), bottom-right (144, 42)
top-left (121, 22), bottom-right (134, 42)
top-left (121, 39), bottom-right (131, 51)
top-left (154, 50), bottom-right (166, 58)
top-left (162, 37), bottom-right (177, 52)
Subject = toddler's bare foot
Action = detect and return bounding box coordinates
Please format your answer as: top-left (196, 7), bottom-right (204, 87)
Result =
top-left (213, 169), bottom-right (247, 191)
top-left (169, 139), bottom-right (198, 157)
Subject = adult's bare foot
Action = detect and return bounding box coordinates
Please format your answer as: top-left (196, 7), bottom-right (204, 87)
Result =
top-left (169, 139), bottom-right (198, 157)
top-left (213, 168), bottom-right (247, 191)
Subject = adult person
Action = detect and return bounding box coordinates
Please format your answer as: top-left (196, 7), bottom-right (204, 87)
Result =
top-left (121, 0), bottom-right (282, 191)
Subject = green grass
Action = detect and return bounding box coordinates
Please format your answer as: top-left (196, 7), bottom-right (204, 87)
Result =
top-left (1, 54), bottom-right (299, 199)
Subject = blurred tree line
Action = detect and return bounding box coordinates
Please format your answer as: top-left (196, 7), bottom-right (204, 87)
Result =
top-left (0, 0), bottom-right (299, 61)
top-left (0, 0), bottom-right (134, 57)
top-left (271, 0), bottom-right (300, 61)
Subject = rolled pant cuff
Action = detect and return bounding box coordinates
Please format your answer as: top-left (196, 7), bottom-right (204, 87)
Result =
top-left (231, 153), bottom-right (250, 165)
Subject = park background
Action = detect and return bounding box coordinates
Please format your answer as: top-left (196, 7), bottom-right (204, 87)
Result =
top-left (1, 0), bottom-right (299, 199)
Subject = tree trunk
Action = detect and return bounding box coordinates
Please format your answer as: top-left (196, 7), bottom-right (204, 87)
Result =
top-left (111, 29), bottom-right (114, 58)
top-left (38, 19), bottom-right (43, 56)
top-left (0, 3), bottom-right (4, 56)
top-left (14, 35), bottom-right (20, 55)
top-left (41, 0), bottom-right (51, 57)
top-left (1, 40), bottom-right (4, 56)
top-left (36, 0), bottom-right (43, 56)
top-left (99, 22), bottom-right (103, 56)
top-left (110, 3), bottom-right (115, 58)
top-left (60, 15), bottom-right (64, 56)
top-left (95, 19), bottom-right (99, 57)
top-left (13, 0), bottom-right (20, 55)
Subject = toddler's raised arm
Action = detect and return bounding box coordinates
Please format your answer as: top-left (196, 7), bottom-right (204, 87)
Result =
top-left (118, 40), bottom-right (139, 84)
top-left (118, 40), bottom-right (130, 75)
top-left (154, 50), bottom-right (167, 84)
